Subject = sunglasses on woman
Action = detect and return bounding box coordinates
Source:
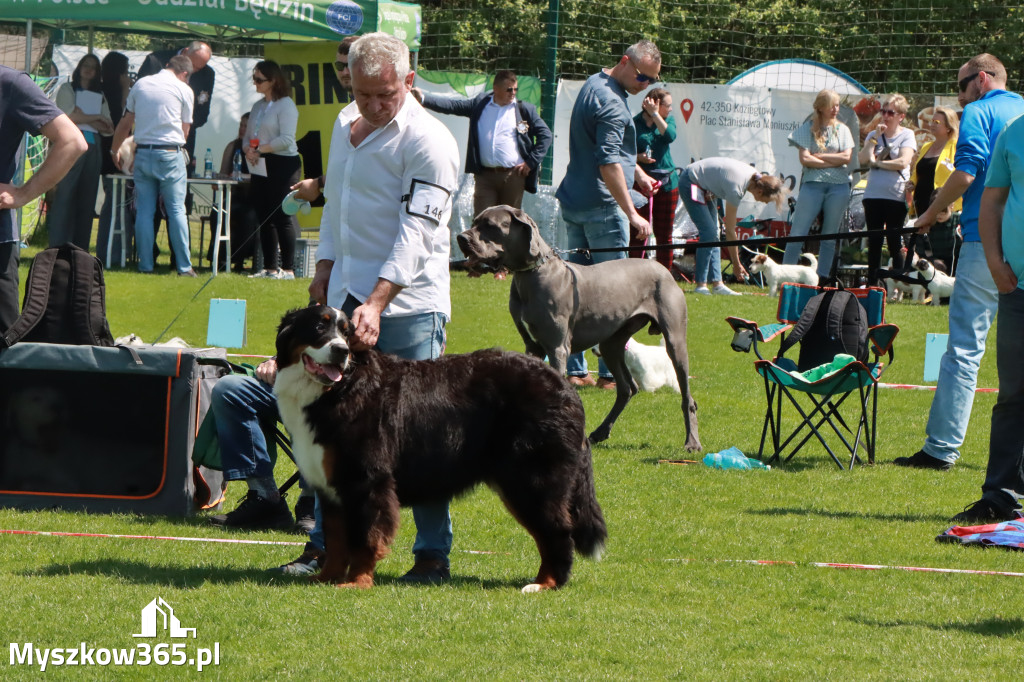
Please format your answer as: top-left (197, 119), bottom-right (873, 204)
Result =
top-left (880, 108), bottom-right (900, 117)
top-left (253, 75), bottom-right (269, 84)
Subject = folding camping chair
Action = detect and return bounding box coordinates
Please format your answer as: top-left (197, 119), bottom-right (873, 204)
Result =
top-left (725, 284), bottom-right (898, 469)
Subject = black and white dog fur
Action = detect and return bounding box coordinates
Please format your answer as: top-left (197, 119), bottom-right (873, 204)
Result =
top-left (273, 305), bottom-right (607, 593)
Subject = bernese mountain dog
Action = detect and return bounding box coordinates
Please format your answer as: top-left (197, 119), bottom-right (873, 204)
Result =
top-left (273, 305), bottom-right (607, 592)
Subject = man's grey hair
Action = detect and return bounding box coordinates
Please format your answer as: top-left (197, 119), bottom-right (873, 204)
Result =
top-left (186, 41), bottom-right (212, 58)
top-left (349, 32), bottom-right (410, 80)
top-left (625, 40), bottom-right (661, 64)
top-left (167, 54), bottom-right (194, 77)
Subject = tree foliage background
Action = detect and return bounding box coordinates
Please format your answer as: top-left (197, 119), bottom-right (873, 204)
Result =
top-left (418, 0), bottom-right (1024, 100)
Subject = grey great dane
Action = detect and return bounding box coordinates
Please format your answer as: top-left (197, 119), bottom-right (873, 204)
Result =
top-left (457, 205), bottom-right (700, 451)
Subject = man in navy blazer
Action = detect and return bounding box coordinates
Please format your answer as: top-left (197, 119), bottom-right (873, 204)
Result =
top-left (414, 70), bottom-right (552, 217)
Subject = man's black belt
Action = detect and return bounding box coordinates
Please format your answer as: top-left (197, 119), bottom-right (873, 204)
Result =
top-left (136, 144), bottom-right (181, 151)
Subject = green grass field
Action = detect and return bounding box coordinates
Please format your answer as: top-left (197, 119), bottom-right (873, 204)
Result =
top-left (2, 246), bottom-right (1022, 680)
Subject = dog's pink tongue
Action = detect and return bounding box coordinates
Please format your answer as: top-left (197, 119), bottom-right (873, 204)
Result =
top-left (303, 354), bottom-right (343, 382)
top-left (321, 364), bottom-right (343, 382)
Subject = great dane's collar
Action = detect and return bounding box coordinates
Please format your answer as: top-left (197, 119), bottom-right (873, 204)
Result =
top-left (513, 249), bottom-right (557, 272)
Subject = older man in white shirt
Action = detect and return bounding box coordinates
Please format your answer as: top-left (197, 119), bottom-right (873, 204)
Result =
top-left (269, 32), bottom-right (461, 583)
top-left (112, 55), bottom-right (196, 276)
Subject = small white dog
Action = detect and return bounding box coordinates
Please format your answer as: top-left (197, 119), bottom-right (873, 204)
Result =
top-left (117, 135), bottom-right (136, 174)
top-left (623, 338), bottom-right (680, 393)
top-left (748, 252), bottom-right (819, 296)
top-left (916, 259), bottom-right (955, 305)
top-left (885, 250), bottom-right (925, 303)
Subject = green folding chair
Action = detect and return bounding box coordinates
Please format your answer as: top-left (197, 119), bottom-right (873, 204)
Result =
top-left (726, 284), bottom-right (898, 469)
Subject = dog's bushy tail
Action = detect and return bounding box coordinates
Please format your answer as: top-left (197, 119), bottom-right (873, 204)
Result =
top-left (571, 439), bottom-right (607, 560)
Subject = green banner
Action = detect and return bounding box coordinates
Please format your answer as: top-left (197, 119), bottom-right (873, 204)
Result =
top-left (0, 0), bottom-right (421, 48)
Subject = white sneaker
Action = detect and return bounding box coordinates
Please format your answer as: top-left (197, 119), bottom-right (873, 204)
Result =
top-left (694, 286), bottom-right (711, 295)
top-left (249, 269), bottom-right (277, 279)
top-left (276, 270), bottom-right (296, 281)
top-left (712, 284), bottom-right (742, 296)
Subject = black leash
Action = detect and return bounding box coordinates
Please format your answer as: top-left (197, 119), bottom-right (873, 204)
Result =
top-left (566, 225), bottom-right (921, 257)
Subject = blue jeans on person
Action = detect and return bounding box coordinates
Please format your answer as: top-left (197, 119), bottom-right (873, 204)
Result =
top-left (309, 306), bottom-right (453, 565)
top-left (679, 175), bottom-right (722, 284)
top-left (783, 181), bottom-right (850, 278)
top-left (211, 374), bottom-right (278, 481)
top-left (562, 203), bottom-right (628, 379)
top-left (133, 148), bottom-right (192, 273)
top-left (982, 287), bottom-right (1024, 513)
top-left (922, 242), bottom-right (998, 464)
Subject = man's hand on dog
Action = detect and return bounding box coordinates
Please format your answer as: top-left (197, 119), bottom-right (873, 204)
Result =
top-left (255, 358), bottom-right (278, 385)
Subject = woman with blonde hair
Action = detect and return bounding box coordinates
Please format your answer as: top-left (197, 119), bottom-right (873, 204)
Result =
top-left (909, 106), bottom-right (961, 218)
top-left (859, 93), bottom-right (917, 284)
top-left (783, 89), bottom-right (856, 283)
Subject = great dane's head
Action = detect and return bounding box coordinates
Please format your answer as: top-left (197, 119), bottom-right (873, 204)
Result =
top-left (457, 205), bottom-right (551, 274)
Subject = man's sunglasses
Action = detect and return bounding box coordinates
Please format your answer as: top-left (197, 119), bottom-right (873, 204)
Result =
top-left (334, 60), bottom-right (349, 72)
top-left (959, 70), bottom-right (994, 92)
top-left (505, 86), bottom-right (518, 93)
top-left (629, 57), bottom-right (657, 84)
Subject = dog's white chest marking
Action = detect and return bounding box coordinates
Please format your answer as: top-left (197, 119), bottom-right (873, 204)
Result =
top-left (274, 365), bottom-right (341, 504)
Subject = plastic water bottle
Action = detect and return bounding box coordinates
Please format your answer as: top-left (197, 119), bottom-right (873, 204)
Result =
top-left (204, 148), bottom-right (214, 178)
top-left (232, 149), bottom-right (243, 181)
top-left (703, 446), bottom-right (770, 470)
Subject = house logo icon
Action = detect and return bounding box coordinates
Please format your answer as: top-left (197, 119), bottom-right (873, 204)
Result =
top-left (133, 597), bottom-right (197, 638)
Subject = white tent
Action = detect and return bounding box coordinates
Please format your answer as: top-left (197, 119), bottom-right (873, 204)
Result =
top-left (727, 59), bottom-right (870, 96)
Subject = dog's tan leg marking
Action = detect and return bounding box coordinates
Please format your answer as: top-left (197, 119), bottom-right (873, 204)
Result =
top-left (312, 507), bottom-right (349, 585)
top-left (341, 547), bottom-right (379, 590)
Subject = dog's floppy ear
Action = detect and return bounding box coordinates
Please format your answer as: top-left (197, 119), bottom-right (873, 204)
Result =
top-left (275, 308), bottom-right (305, 361)
top-left (508, 207), bottom-right (543, 260)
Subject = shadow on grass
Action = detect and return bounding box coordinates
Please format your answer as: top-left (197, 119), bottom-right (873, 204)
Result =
top-left (751, 507), bottom-right (954, 524)
top-left (26, 560), bottom-right (527, 590)
top-left (852, 615), bottom-right (1024, 638)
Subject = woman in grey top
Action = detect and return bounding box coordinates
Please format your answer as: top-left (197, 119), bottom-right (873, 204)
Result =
top-left (784, 89), bottom-right (855, 281)
top-left (681, 156), bottom-right (786, 294)
top-left (858, 93), bottom-right (917, 284)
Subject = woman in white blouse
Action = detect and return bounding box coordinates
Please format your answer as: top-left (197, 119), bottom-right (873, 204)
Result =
top-left (858, 93), bottom-right (917, 285)
top-left (245, 60), bottom-right (301, 280)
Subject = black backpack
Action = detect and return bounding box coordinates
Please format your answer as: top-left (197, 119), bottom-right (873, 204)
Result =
top-left (1, 244), bottom-right (115, 348)
top-left (778, 289), bottom-right (868, 372)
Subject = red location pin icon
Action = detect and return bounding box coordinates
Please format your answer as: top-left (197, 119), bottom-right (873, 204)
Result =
top-left (680, 99), bottom-right (694, 123)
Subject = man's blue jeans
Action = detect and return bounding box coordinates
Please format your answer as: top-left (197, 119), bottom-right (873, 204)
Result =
top-left (562, 203), bottom-right (628, 378)
top-left (211, 374), bottom-right (278, 481)
top-left (783, 180), bottom-right (850, 278)
top-left (133, 148), bottom-right (192, 273)
top-left (923, 242), bottom-right (998, 463)
top-left (310, 308), bottom-right (453, 565)
top-left (982, 287), bottom-right (1024, 513)
top-left (679, 175), bottom-right (722, 284)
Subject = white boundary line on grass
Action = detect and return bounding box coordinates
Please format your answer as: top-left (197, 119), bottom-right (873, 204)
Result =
top-left (665, 557), bottom-right (1024, 578)
top-left (0, 529), bottom-right (510, 554)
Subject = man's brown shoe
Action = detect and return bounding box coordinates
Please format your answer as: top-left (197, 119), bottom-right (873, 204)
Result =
top-left (596, 377), bottom-right (617, 390)
top-left (567, 374), bottom-right (597, 387)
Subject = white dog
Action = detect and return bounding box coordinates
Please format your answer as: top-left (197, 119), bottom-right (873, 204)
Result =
top-left (885, 250), bottom-right (925, 303)
top-left (748, 253), bottom-right (819, 295)
top-left (117, 135), bottom-right (136, 174)
top-left (916, 259), bottom-right (955, 305)
top-left (623, 338), bottom-right (680, 393)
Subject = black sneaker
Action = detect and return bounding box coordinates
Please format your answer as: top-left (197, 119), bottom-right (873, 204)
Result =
top-left (293, 495), bottom-right (315, 535)
top-left (951, 499), bottom-right (1015, 525)
top-left (269, 542), bottom-right (324, 576)
top-left (893, 450), bottom-right (953, 471)
top-left (209, 491), bottom-right (293, 530)
top-left (398, 558), bottom-right (450, 584)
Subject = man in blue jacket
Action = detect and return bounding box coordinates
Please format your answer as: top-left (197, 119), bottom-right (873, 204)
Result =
top-left (414, 71), bottom-right (552, 218)
top-left (897, 54), bottom-right (1024, 497)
